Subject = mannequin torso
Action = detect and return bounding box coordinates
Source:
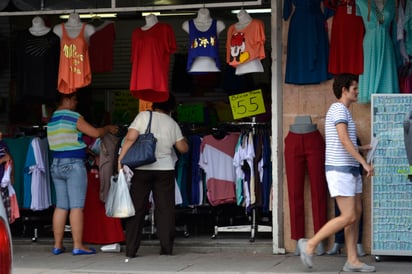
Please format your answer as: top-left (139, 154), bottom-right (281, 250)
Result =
top-left (182, 8), bottom-right (225, 72)
top-left (29, 16), bottom-right (50, 36)
top-left (235, 9), bottom-right (252, 30)
top-left (53, 12), bottom-right (95, 41)
top-left (141, 14), bottom-right (158, 31)
top-left (289, 116), bottom-right (318, 134)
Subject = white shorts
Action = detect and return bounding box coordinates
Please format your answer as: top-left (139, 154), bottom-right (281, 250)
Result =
top-left (326, 170), bottom-right (362, 197)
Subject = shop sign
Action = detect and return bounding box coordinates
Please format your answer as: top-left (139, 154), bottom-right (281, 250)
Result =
top-left (229, 89), bottom-right (266, 119)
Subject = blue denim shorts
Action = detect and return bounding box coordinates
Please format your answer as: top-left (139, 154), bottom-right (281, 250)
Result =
top-left (50, 158), bottom-right (87, 210)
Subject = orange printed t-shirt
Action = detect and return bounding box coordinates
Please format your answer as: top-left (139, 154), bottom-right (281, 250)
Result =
top-left (58, 23), bottom-right (92, 94)
top-left (226, 19), bottom-right (266, 67)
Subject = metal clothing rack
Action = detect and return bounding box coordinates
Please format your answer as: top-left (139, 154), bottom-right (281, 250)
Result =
top-left (211, 207), bottom-right (272, 242)
top-left (209, 121), bottom-right (272, 242)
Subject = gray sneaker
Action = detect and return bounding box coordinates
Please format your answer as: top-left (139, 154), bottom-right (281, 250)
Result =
top-left (297, 238), bottom-right (313, 269)
top-left (343, 262), bottom-right (376, 272)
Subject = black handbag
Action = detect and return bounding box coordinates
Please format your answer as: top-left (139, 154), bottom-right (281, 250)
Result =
top-left (120, 111), bottom-right (157, 168)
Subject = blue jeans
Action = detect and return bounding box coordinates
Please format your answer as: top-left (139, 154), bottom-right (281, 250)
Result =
top-left (51, 158), bottom-right (87, 210)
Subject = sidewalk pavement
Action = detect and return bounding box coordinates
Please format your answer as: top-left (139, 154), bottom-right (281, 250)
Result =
top-left (12, 237), bottom-right (412, 274)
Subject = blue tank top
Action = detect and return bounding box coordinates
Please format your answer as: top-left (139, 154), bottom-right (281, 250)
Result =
top-left (187, 19), bottom-right (220, 73)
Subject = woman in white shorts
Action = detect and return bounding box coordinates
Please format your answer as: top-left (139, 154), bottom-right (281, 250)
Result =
top-left (297, 74), bottom-right (375, 273)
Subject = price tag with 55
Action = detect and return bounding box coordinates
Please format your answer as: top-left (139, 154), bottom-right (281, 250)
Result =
top-left (229, 89), bottom-right (266, 119)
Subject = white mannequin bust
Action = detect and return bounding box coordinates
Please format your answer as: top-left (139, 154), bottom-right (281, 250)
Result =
top-left (182, 8), bottom-right (225, 34)
top-left (182, 8), bottom-right (225, 73)
top-left (141, 14), bottom-right (158, 31)
top-left (29, 16), bottom-right (50, 36)
top-left (235, 9), bottom-right (252, 30)
top-left (53, 12), bottom-right (96, 42)
top-left (233, 10), bottom-right (264, 75)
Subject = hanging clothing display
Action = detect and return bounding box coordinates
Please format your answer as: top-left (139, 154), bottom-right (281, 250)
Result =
top-left (23, 137), bottom-right (51, 211)
top-left (356, 0), bottom-right (399, 103)
top-left (57, 23), bottom-right (92, 94)
top-left (325, 0), bottom-right (365, 75)
top-left (402, 0), bottom-right (412, 57)
top-left (284, 126), bottom-right (328, 241)
top-left (4, 137), bottom-right (37, 207)
top-left (89, 21), bottom-right (116, 73)
top-left (186, 19), bottom-right (221, 72)
top-left (283, 0), bottom-right (332, 84)
top-left (199, 132), bottom-right (240, 206)
top-left (226, 19), bottom-right (266, 69)
top-left (129, 22), bottom-right (176, 102)
top-left (15, 29), bottom-right (60, 103)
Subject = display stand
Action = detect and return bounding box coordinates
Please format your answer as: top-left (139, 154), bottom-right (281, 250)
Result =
top-left (211, 207), bottom-right (272, 242)
top-left (210, 120), bottom-right (272, 242)
top-left (370, 94), bottom-right (412, 261)
top-left (142, 203), bottom-right (190, 238)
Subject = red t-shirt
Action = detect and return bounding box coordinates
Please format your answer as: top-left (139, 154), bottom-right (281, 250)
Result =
top-left (89, 21), bottom-right (116, 73)
top-left (129, 22), bottom-right (176, 102)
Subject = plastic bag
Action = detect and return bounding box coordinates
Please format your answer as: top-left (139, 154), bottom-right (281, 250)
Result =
top-left (105, 169), bottom-right (135, 218)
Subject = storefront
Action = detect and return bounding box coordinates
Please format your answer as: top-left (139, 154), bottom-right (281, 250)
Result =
top-left (2, 0), bottom-right (407, 258)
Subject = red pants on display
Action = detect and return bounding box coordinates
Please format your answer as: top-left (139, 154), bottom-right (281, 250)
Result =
top-left (284, 130), bottom-right (328, 240)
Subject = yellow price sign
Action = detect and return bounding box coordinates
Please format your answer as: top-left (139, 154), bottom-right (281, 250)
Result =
top-left (229, 89), bottom-right (266, 119)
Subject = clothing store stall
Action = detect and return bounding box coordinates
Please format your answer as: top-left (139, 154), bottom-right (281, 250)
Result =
top-left (0, 0), bottom-right (278, 248)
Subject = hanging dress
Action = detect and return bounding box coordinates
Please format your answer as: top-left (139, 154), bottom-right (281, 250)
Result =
top-left (356, 0), bottom-right (399, 103)
top-left (326, 0), bottom-right (365, 75)
top-left (283, 0), bottom-right (332, 84)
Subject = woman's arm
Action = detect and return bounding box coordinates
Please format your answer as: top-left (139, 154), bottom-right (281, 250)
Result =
top-left (77, 116), bottom-right (117, 138)
top-left (175, 137), bottom-right (189, 154)
top-left (336, 123), bottom-right (373, 177)
top-left (117, 128), bottom-right (139, 170)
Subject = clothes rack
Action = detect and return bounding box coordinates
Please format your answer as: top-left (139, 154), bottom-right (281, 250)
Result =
top-left (205, 122), bottom-right (272, 242)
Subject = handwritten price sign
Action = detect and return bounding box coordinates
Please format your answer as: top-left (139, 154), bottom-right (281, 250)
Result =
top-left (229, 89), bottom-right (266, 119)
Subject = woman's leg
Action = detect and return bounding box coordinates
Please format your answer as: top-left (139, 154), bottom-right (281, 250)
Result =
top-left (344, 193), bottom-right (363, 265)
top-left (125, 170), bottom-right (152, 257)
top-left (70, 208), bottom-right (87, 250)
top-left (152, 170), bottom-right (175, 255)
top-left (306, 196), bottom-right (357, 254)
top-left (53, 208), bottom-right (68, 249)
top-left (66, 159), bottom-right (91, 251)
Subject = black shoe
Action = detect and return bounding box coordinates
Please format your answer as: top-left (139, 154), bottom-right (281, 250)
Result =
top-left (160, 247), bottom-right (172, 255)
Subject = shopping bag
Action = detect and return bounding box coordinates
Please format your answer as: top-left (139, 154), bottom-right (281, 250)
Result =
top-left (105, 170), bottom-right (135, 218)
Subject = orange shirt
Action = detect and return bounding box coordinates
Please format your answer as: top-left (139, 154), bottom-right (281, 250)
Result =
top-left (226, 19), bottom-right (266, 67)
top-left (57, 23), bottom-right (92, 94)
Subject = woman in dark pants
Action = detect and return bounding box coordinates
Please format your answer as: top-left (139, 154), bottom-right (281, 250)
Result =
top-left (118, 94), bottom-right (189, 258)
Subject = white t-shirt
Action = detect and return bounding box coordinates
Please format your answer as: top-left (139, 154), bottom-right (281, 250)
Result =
top-left (128, 111), bottom-right (184, 170)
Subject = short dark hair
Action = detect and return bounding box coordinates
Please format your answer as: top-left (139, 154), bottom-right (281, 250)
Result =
top-left (151, 94), bottom-right (176, 113)
top-left (332, 74), bottom-right (358, 99)
top-left (58, 92), bottom-right (77, 104)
